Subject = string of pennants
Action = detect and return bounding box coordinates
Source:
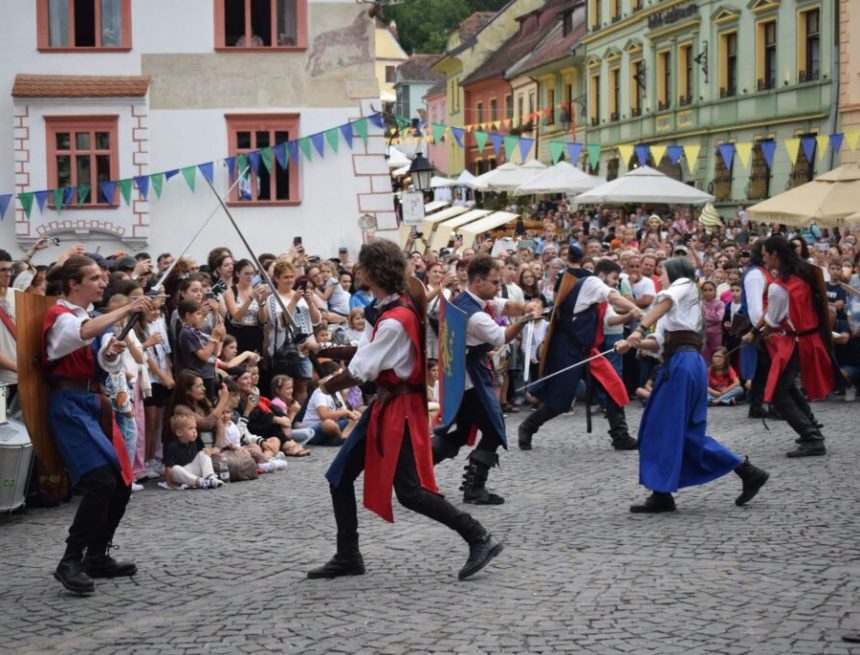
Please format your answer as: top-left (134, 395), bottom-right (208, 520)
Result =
top-left (0, 113), bottom-right (387, 222)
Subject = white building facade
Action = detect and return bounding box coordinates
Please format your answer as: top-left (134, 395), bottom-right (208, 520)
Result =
top-left (1, 0), bottom-right (395, 261)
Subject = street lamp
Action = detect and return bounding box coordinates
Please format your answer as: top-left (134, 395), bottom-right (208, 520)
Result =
top-left (408, 152), bottom-right (434, 191)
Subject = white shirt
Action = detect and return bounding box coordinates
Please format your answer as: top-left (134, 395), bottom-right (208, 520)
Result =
top-left (46, 299), bottom-right (121, 373)
top-left (145, 316), bottom-right (172, 373)
top-left (764, 283), bottom-right (792, 329)
top-left (652, 278), bottom-right (702, 356)
top-left (0, 287), bottom-right (18, 384)
top-left (573, 276), bottom-right (615, 314)
top-left (502, 282), bottom-right (524, 304)
top-left (223, 421), bottom-right (242, 448)
top-left (464, 290), bottom-right (508, 390)
top-left (304, 387), bottom-right (345, 424)
top-left (743, 268), bottom-right (767, 325)
top-left (632, 276), bottom-right (656, 304)
top-left (603, 304), bottom-right (624, 336)
top-left (348, 294), bottom-right (414, 382)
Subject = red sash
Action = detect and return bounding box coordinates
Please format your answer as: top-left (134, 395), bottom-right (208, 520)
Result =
top-left (590, 303), bottom-right (629, 406)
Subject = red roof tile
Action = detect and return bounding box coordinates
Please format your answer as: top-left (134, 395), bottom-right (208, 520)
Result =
top-left (12, 74), bottom-right (151, 98)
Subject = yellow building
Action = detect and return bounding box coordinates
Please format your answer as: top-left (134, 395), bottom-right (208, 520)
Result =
top-left (375, 20), bottom-right (408, 104)
top-left (840, 0), bottom-right (860, 166)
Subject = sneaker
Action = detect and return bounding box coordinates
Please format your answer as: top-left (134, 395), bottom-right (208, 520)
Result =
top-left (274, 451), bottom-right (287, 461)
top-left (204, 475), bottom-right (224, 488)
top-left (845, 387), bottom-right (856, 402)
top-left (130, 482), bottom-right (144, 492)
top-left (144, 460), bottom-right (162, 479)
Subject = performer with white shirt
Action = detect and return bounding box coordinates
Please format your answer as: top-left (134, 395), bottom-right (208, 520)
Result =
top-left (738, 240), bottom-right (775, 418)
top-left (518, 247), bottom-right (642, 452)
top-left (305, 240), bottom-right (503, 581)
top-left (431, 255), bottom-right (539, 505)
top-left (43, 256), bottom-right (151, 594)
top-left (617, 257), bottom-right (769, 513)
top-left (742, 236), bottom-right (836, 457)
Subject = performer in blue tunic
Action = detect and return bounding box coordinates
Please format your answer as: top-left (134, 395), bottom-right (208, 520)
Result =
top-left (616, 257), bottom-right (769, 513)
top-left (432, 255), bottom-right (539, 505)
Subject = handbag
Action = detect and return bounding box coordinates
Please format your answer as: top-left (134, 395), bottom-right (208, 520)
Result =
top-left (270, 296), bottom-right (305, 379)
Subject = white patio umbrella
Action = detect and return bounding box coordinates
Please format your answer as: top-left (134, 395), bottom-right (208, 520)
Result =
top-left (471, 162), bottom-right (517, 191)
top-left (485, 159), bottom-right (548, 193)
top-left (455, 169), bottom-right (477, 188)
top-left (431, 176), bottom-right (457, 188)
top-left (574, 165), bottom-right (715, 205)
top-left (514, 161), bottom-right (605, 196)
top-left (387, 147), bottom-right (411, 169)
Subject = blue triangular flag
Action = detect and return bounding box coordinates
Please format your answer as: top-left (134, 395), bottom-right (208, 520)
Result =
top-left (310, 133), bottom-right (326, 158)
top-left (164, 169), bottom-right (179, 180)
top-left (224, 156), bottom-right (237, 179)
top-left (340, 123), bottom-right (354, 148)
top-left (198, 162), bottom-right (214, 184)
top-left (288, 141), bottom-right (300, 164)
top-left (667, 145), bottom-right (684, 164)
top-left (718, 143), bottom-right (735, 169)
top-left (830, 133), bottom-right (844, 153)
top-left (0, 194), bottom-right (10, 221)
top-left (273, 143), bottom-right (287, 169)
top-left (247, 151), bottom-right (261, 176)
top-left (35, 190), bottom-right (49, 213)
top-left (489, 132), bottom-right (503, 157)
top-left (760, 141), bottom-right (777, 169)
top-left (451, 127), bottom-right (465, 148)
top-left (518, 138), bottom-right (534, 161)
top-left (635, 144), bottom-right (650, 167)
top-left (99, 181), bottom-right (117, 204)
top-left (566, 142), bottom-right (584, 165)
top-left (801, 135), bottom-right (816, 163)
top-left (368, 113), bottom-right (385, 129)
top-left (63, 186), bottom-right (77, 205)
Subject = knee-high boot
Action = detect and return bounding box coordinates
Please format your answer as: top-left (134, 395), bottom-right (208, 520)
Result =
top-left (461, 450), bottom-right (504, 505)
top-left (606, 401), bottom-right (637, 450)
top-left (517, 403), bottom-right (560, 450)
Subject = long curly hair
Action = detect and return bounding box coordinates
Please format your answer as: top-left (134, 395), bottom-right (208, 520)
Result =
top-left (358, 239), bottom-right (406, 295)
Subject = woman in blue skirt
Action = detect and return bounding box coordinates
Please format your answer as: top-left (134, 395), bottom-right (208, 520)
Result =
top-left (617, 257), bottom-right (769, 513)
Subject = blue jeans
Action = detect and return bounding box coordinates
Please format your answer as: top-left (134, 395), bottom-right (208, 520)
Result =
top-left (602, 334), bottom-right (623, 376)
top-left (709, 386), bottom-right (744, 405)
top-left (841, 365), bottom-right (860, 388)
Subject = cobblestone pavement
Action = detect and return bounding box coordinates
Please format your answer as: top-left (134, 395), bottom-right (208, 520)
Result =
top-left (2, 398), bottom-right (859, 655)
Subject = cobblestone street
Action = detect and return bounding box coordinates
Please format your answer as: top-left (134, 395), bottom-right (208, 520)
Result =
top-left (2, 399), bottom-right (859, 655)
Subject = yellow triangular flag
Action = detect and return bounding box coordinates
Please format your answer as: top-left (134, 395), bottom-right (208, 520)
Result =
top-left (735, 142), bottom-right (753, 169)
top-left (650, 144), bottom-right (667, 165)
top-left (816, 135), bottom-right (830, 161)
top-left (683, 144), bottom-right (701, 173)
top-left (845, 130), bottom-right (860, 151)
top-left (618, 144), bottom-right (634, 168)
top-left (784, 138), bottom-right (801, 165)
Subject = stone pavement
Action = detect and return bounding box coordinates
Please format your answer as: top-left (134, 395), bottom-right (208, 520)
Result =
top-left (2, 399), bottom-right (859, 655)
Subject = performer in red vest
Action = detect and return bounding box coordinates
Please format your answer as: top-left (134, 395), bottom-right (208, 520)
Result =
top-left (305, 240), bottom-right (502, 581)
top-left (44, 256), bottom-right (151, 594)
top-left (742, 236), bottom-right (836, 457)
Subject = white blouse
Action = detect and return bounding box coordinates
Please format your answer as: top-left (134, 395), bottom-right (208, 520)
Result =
top-left (652, 278), bottom-right (702, 355)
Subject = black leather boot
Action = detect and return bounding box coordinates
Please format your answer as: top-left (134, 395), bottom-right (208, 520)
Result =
top-left (307, 535), bottom-right (365, 579)
top-left (734, 457), bottom-right (769, 506)
top-left (54, 547), bottom-right (95, 594)
top-left (607, 402), bottom-right (637, 450)
top-left (786, 438), bottom-right (826, 457)
top-left (517, 403), bottom-right (559, 450)
top-left (458, 532), bottom-right (504, 580)
top-left (630, 491), bottom-right (676, 513)
top-left (461, 452), bottom-right (504, 505)
top-left (82, 543), bottom-right (137, 578)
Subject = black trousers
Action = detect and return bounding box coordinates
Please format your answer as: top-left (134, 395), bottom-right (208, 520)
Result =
top-left (433, 389), bottom-right (503, 461)
top-left (749, 342), bottom-right (772, 409)
top-left (770, 347), bottom-right (822, 440)
top-left (66, 465), bottom-right (131, 554)
top-left (330, 426), bottom-right (483, 551)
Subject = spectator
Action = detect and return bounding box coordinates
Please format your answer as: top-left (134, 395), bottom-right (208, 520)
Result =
top-left (224, 259), bottom-right (268, 355)
top-left (175, 299), bottom-right (226, 400)
top-left (707, 348), bottom-right (744, 406)
top-left (163, 414), bottom-right (223, 489)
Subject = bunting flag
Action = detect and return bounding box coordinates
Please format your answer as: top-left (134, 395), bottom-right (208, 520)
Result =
top-left (310, 133), bottom-right (326, 158)
top-left (63, 187), bottom-right (76, 206)
top-left (617, 144), bottom-right (634, 167)
top-left (634, 144), bottom-right (650, 167)
top-left (35, 190), bottom-right (49, 214)
top-left (340, 122), bottom-right (354, 148)
top-left (353, 117), bottom-right (369, 144)
top-left (718, 143), bottom-right (735, 170)
top-left (830, 133), bottom-right (844, 154)
top-left (325, 128), bottom-right (339, 154)
top-left (784, 137), bottom-right (801, 165)
top-left (845, 130), bottom-right (860, 152)
top-left (135, 175), bottom-right (150, 200)
top-left (432, 123), bottom-right (446, 144)
top-left (650, 144), bottom-right (667, 165)
top-left (0, 194), bottom-right (10, 221)
top-left (52, 188), bottom-right (64, 214)
top-left (503, 135), bottom-right (519, 159)
top-left (587, 143), bottom-right (601, 169)
top-left (198, 162), bottom-right (214, 184)
top-left (260, 147), bottom-right (274, 173)
top-left (667, 145), bottom-right (684, 164)
top-left (77, 184), bottom-right (91, 206)
top-left (490, 132), bottom-right (504, 157)
top-left (273, 143), bottom-right (287, 169)
top-left (800, 135), bottom-right (816, 163)
top-left (451, 127), bottom-right (465, 148)
top-left (474, 130), bottom-right (489, 151)
top-left (118, 179), bottom-right (133, 205)
top-left (566, 142), bottom-right (583, 165)
top-left (99, 180), bottom-right (117, 204)
top-left (683, 144), bottom-right (701, 173)
top-left (18, 192), bottom-right (34, 218)
top-left (180, 166), bottom-right (197, 191)
top-left (288, 141), bottom-right (300, 165)
top-left (224, 156), bottom-right (237, 180)
top-left (816, 135), bottom-right (830, 161)
top-left (164, 169), bottom-right (179, 181)
top-left (518, 137), bottom-right (534, 162)
top-left (151, 173), bottom-right (164, 199)
top-left (735, 142), bottom-right (752, 169)
top-left (247, 151), bottom-right (261, 175)
top-left (298, 137), bottom-right (312, 162)
top-left (760, 141), bottom-right (776, 169)
top-left (550, 141), bottom-right (565, 164)
top-left (367, 113), bottom-right (385, 129)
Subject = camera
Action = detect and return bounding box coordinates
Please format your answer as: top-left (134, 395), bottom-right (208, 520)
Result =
top-left (204, 291), bottom-right (217, 301)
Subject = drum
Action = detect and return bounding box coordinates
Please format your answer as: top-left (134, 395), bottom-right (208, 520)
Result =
top-left (0, 384), bottom-right (33, 513)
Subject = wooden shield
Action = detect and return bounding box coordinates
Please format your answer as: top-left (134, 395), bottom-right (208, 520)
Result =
top-left (15, 293), bottom-right (67, 501)
top-left (538, 271), bottom-right (579, 377)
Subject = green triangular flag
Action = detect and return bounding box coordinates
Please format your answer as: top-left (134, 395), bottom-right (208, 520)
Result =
top-left (550, 141), bottom-right (565, 164)
top-left (504, 135), bottom-right (519, 158)
top-left (261, 147), bottom-right (274, 173)
top-left (432, 123), bottom-right (446, 144)
top-left (299, 137), bottom-right (312, 161)
top-left (237, 154), bottom-right (249, 176)
top-left (18, 192), bottom-right (34, 218)
top-left (587, 143), bottom-right (601, 169)
top-left (353, 118), bottom-right (369, 144)
top-left (474, 131), bottom-right (489, 151)
top-left (180, 166), bottom-right (197, 191)
top-left (151, 173), bottom-right (164, 198)
top-left (118, 179), bottom-right (133, 205)
top-left (52, 188), bottom-right (64, 214)
top-left (325, 128), bottom-right (339, 154)
top-left (77, 184), bottom-right (91, 206)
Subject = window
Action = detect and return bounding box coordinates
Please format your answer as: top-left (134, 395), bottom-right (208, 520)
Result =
top-left (528, 91), bottom-right (536, 121)
top-left (215, 0), bottom-right (308, 49)
top-left (226, 114), bottom-right (300, 204)
top-left (720, 31), bottom-right (738, 97)
top-left (757, 21), bottom-right (777, 90)
top-left (385, 65), bottom-right (396, 84)
top-left (609, 67), bottom-right (619, 121)
top-left (657, 49), bottom-right (671, 110)
top-left (789, 133), bottom-right (816, 188)
top-left (589, 72), bottom-right (601, 125)
top-left (546, 87), bottom-right (556, 125)
top-left (562, 11), bottom-right (573, 36)
top-left (505, 94), bottom-right (513, 120)
top-left (37, 0), bottom-right (131, 50)
top-left (798, 8), bottom-right (820, 82)
top-left (746, 140), bottom-right (771, 200)
top-left (476, 101), bottom-right (484, 125)
top-left (517, 95), bottom-right (525, 125)
top-left (610, 0), bottom-right (620, 22)
top-left (713, 149), bottom-right (733, 201)
top-left (490, 98), bottom-right (498, 123)
top-left (632, 0), bottom-right (642, 10)
top-left (630, 60), bottom-right (643, 116)
top-left (46, 116), bottom-right (119, 207)
top-left (590, 0), bottom-right (602, 30)
top-left (606, 157), bottom-right (619, 181)
top-left (678, 43), bottom-right (693, 105)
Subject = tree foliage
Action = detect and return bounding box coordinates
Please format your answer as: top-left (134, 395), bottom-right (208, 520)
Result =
top-left (383, 0), bottom-right (509, 54)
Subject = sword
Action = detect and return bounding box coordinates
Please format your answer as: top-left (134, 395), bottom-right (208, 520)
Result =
top-left (516, 347), bottom-right (616, 393)
top-left (522, 320), bottom-right (534, 382)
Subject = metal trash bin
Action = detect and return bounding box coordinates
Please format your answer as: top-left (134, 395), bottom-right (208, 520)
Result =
top-left (0, 384), bottom-right (32, 513)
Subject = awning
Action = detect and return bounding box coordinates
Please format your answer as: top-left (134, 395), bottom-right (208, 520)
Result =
top-left (430, 209), bottom-right (493, 251)
top-left (424, 200), bottom-right (450, 214)
top-left (424, 205), bottom-right (471, 225)
top-left (459, 212), bottom-right (520, 247)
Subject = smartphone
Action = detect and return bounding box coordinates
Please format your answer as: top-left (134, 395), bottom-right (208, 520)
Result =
top-left (294, 236), bottom-right (303, 246)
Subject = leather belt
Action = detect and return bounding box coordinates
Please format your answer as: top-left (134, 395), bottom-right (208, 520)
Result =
top-left (51, 378), bottom-right (100, 393)
top-left (779, 327), bottom-right (818, 338)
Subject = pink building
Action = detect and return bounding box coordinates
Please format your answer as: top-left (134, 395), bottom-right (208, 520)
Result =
top-left (424, 80), bottom-right (447, 174)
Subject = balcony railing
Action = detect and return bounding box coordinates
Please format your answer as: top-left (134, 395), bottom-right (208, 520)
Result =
top-left (757, 78), bottom-right (775, 91)
top-left (720, 87), bottom-right (737, 99)
top-left (590, 117), bottom-right (600, 127)
top-left (631, 106), bottom-right (642, 117)
top-left (798, 69), bottom-right (820, 83)
top-left (678, 94), bottom-right (692, 107)
top-left (610, 111), bottom-right (619, 122)
top-left (657, 100), bottom-right (670, 111)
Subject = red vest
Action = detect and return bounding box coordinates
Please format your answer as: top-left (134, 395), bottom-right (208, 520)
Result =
top-left (41, 304), bottom-right (96, 379)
